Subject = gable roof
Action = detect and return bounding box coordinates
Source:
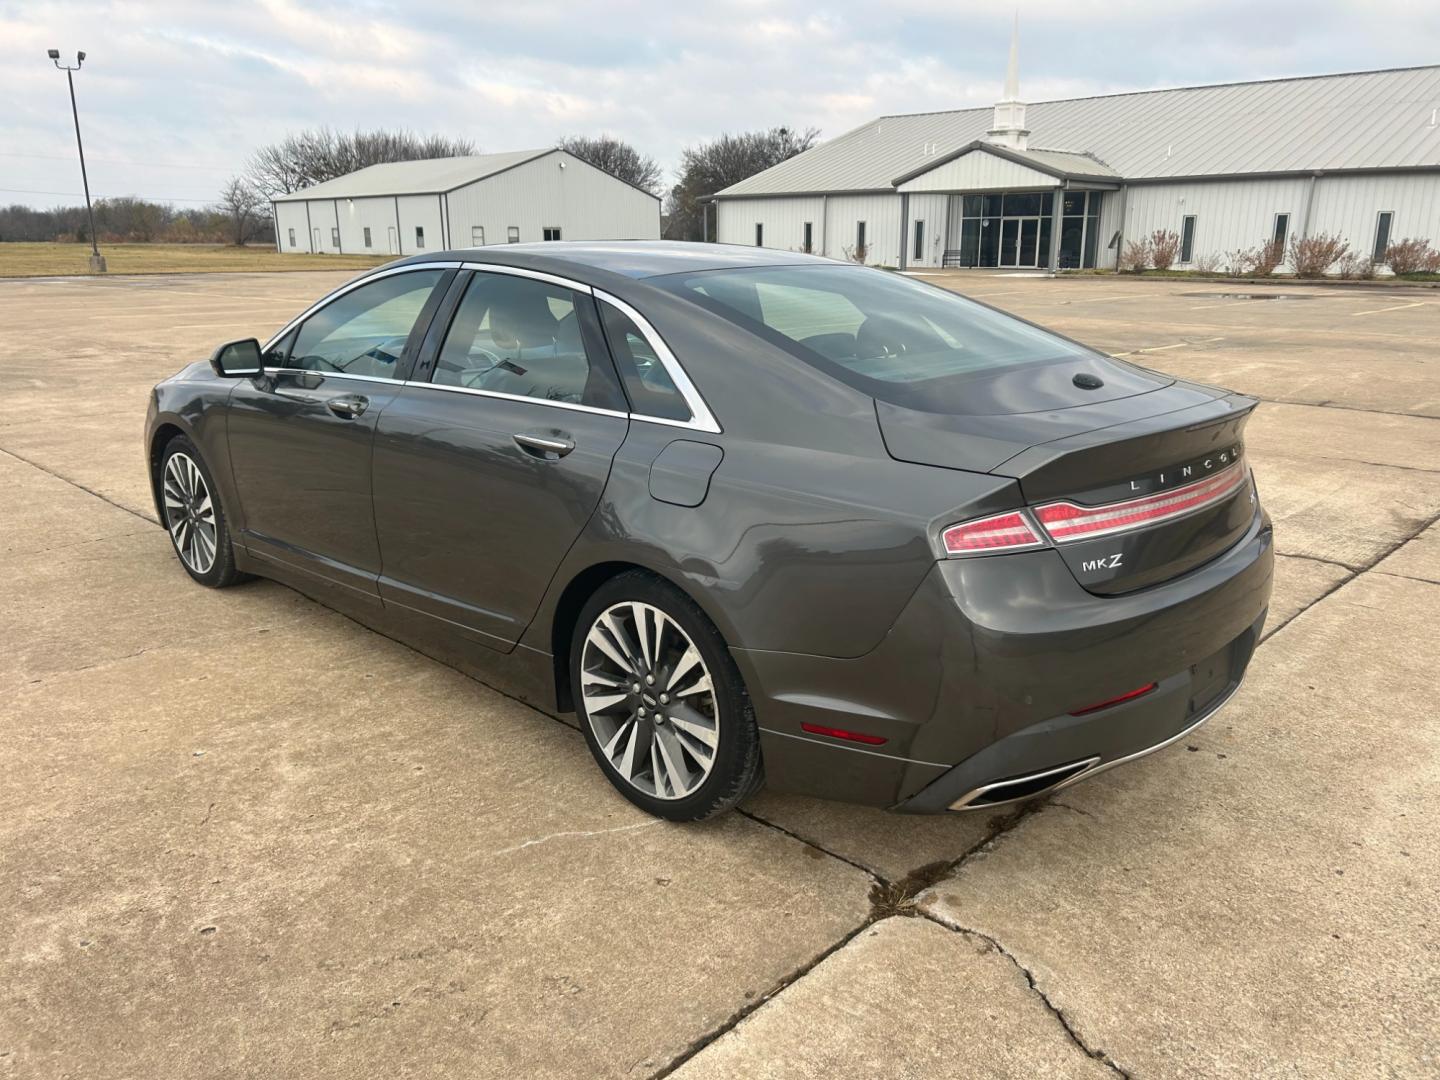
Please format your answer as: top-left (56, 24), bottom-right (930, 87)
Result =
top-left (892, 142), bottom-right (1120, 186)
top-left (272, 149), bottom-right (553, 201)
top-left (715, 65), bottom-right (1440, 198)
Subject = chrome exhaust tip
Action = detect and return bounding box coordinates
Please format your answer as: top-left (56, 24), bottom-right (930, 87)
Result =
top-left (949, 756), bottom-right (1101, 812)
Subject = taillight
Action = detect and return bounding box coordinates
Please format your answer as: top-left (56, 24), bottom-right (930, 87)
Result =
top-left (943, 510), bottom-right (1046, 556)
top-left (1035, 459), bottom-right (1248, 544)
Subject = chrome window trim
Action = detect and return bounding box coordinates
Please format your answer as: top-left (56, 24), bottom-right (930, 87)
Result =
top-left (401, 379), bottom-right (630, 420)
top-left (593, 288), bottom-right (722, 435)
top-left (261, 262), bottom-right (463, 353)
top-left (460, 261), bottom-right (595, 294)
top-left (262, 368), bottom-right (405, 385)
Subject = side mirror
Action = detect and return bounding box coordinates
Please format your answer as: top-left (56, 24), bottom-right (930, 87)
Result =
top-left (210, 338), bottom-right (264, 378)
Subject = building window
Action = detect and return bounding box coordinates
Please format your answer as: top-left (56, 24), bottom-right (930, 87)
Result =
top-left (363, 226), bottom-right (372, 248)
top-left (802, 221), bottom-right (813, 254)
top-left (543, 227), bottom-right (562, 241)
top-left (755, 223), bottom-right (764, 247)
top-left (471, 226), bottom-right (485, 246)
top-left (1180, 215), bottom-right (1197, 263)
top-left (415, 226), bottom-right (425, 249)
top-left (1271, 213), bottom-right (1289, 252)
top-left (287, 228), bottom-right (296, 247)
top-left (856, 221), bottom-right (867, 258)
top-left (331, 227), bottom-right (340, 247)
top-left (1373, 211), bottom-right (1394, 263)
top-left (913, 219), bottom-right (925, 261)
top-left (507, 226), bottom-right (520, 243)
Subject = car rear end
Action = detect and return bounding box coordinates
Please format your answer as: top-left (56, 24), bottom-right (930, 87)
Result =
top-left (656, 263), bottom-right (1272, 811)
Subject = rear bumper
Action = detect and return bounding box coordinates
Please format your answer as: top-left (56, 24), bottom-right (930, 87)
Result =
top-left (895, 611), bottom-right (1259, 812)
top-left (739, 507), bottom-right (1273, 811)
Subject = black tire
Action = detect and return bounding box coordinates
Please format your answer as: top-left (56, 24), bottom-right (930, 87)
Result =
top-left (159, 435), bottom-right (244, 589)
top-left (571, 570), bottom-right (762, 821)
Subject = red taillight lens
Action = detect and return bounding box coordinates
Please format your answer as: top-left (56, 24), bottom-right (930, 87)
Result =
top-left (1036, 460), bottom-right (1248, 544)
top-left (800, 723), bottom-right (888, 746)
top-left (1068, 682), bottom-right (1157, 716)
top-left (942, 510), bottom-right (1045, 556)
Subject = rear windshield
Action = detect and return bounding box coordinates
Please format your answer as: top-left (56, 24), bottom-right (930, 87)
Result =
top-left (654, 264), bottom-right (1098, 412)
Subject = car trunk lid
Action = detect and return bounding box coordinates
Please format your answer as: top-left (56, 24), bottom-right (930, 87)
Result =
top-left (876, 379), bottom-right (1259, 594)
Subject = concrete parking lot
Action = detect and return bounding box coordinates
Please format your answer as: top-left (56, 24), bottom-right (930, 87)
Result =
top-left (2, 267), bottom-right (1437, 1078)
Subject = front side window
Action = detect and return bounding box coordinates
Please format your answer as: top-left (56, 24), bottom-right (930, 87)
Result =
top-left (431, 272), bottom-right (620, 409)
top-left (287, 270), bottom-right (443, 379)
top-left (657, 264), bottom-right (1097, 414)
top-left (415, 226), bottom-right (426, 249)
top-left (598, 303), bottom-right (691, 421)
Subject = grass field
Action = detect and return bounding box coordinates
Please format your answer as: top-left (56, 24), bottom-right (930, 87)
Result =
top-left (0, 242), bottom-right (392, 278)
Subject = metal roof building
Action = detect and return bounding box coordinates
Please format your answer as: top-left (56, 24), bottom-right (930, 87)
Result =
top-left (710, 42), bottom-right (1440, 273)
top-left (272, 148), bottom-right (660, 257)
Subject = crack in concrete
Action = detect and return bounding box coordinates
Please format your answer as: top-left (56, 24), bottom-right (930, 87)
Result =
top-left (0, 445), bottom-right (158, 525)
top-left (920, 912), bottom-right (1134, 1080)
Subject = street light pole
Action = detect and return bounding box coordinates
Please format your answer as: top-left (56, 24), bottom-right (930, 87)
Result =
top-left (48, 49), bottom-right (105, 273)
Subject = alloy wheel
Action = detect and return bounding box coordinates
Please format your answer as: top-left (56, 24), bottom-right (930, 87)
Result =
top-left (162, 451), bottom-right (218, 575)
top-left (579, 601), bottom-right (720, 800)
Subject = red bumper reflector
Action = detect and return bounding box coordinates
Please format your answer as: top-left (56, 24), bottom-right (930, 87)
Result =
top-left (800, 723), bottom-right (888, 746)
top-left (1068, 682), bottom-right (1158, 716)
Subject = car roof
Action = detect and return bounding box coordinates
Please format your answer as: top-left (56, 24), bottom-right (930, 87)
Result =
top-left (392, 240), bottom-right (837, 279)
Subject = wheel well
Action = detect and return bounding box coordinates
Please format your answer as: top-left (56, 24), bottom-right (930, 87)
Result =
top-left (550, 561), bottom-right (656, 713)
top-left (148, 424), bottom-right (185, 515)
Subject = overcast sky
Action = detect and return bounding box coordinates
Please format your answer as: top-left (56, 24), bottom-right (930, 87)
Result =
top-left (4, 0), bottom-right (1439, 209)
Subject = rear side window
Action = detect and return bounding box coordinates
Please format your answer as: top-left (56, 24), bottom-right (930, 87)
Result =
top-left (288, 270), bottom-right (443, 379)
top-left (656, 264), bottom-right (1096, 413)
top-left (598, 303), bottom-right (691, 421)
top-left (431, 272), bottom-right (622, 409)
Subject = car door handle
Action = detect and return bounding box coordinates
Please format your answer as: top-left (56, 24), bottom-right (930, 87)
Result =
top-left (327, 394), bottom-right (369, 419)
top-left (513, 432), bottom-right (575, 458)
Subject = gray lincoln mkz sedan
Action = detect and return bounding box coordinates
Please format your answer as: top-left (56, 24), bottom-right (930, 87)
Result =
top-left (146, 242), bottom-right (1272, 820)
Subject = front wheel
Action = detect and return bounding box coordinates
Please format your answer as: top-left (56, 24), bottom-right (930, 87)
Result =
top-left (160, 435), bottom-right (243, 588)
top-left (572, 571), bottom-right (762, 821)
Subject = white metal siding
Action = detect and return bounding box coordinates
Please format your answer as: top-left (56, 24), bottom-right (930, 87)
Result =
top-left (273, 202), bottom-right (311, 252)
top-left (395, 194), bottom-right (444, 256)
top-left (1306, 172), bottom-right (1440, 256)
top-left (715, 197), bottom-right (826, 252)
top-left (903, 193), bottom-right (949, 266)
top-left (334, 197), bottom-right (401, 255)
top-left (897, 152), bottom-right (1058, 193)
top-left (1120, 177), bottom-right (1312, 267)
top-left (718, 194), bottom-right (902, 265)
top-left (444, 151), bottom-right (659, 247)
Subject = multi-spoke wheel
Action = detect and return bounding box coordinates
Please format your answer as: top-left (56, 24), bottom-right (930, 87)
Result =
top-left (572, 572), bottom-right (762, 820)
top-left (159, 436), bottom-right (242, 588)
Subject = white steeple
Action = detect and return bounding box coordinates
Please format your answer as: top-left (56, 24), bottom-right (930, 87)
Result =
top-left (987, 14), bottom-right (1030, 150)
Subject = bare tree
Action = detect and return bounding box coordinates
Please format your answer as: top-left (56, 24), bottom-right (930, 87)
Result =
top-left (246, 128), bottom-right (479, 197)
top-left (664, 126), bottom-right (820, 241)
top-left (214, 177), bottom-right (266, 246)
top-left (557, 134), bottom-right (662, 194)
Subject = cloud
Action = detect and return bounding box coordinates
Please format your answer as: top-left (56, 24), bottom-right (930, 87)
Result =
top-left (3, 0), bottom-right (1438, 208)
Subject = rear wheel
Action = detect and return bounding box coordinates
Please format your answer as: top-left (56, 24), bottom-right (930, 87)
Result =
top-left (572, 571), bottom-right (761, 821)
top-left (160, 436), bottom-right (243, 588)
